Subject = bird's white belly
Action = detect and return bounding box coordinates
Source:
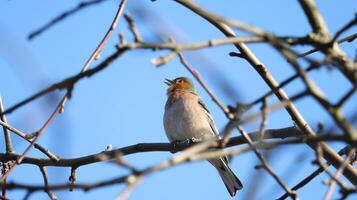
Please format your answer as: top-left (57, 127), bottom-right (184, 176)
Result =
top-left (163, 98), bottom-right (214, 142)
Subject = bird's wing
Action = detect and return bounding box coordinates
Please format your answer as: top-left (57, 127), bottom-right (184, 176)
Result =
top-left (198, 98), bottom-right (220, 138)
top-left (198, 97), bottom-right (231, 163)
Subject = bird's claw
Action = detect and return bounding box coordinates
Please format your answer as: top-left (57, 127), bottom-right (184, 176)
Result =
top-left (171, 139), bottom-right (198, 153)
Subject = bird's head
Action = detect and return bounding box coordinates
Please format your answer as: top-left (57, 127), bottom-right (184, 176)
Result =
top-left (165, 77), bottom-right (196, 94)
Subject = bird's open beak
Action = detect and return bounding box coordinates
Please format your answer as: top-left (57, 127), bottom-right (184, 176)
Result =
top-left (164, 78), bottom-right (175, 86)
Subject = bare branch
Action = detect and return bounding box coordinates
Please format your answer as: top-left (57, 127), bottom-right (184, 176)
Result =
top-left (1, 132), bottom-right (350, 194)
top-left (0, 127), bottom-right (302, 167)
top-left (177, 52), bottom-right (296, 198)
top-left (174, 0), bottom-right (357, 186)
top-left (177, 52), bottom-right (232, 117)
top-left (258, 97), bottom-right (269, 139)
top-left (298, 0), bottom-right (330, 37)
top-left (0, 119), bottom-right (59, 161)
top-left (0, 0), bottom-right (128, 182)
top-left (323, 149), bottom-right (356, 200)
top-left (28, 0), bottom-right (110, 40)
top-left (332, 14), bottom-right (357, 42)
top-left (0, 97), bottom-right (13, 153)
top-left (124, 12), bottom-right (143, 43)
top-left (39, 166), bottom-right (57, 200)
top-left (3, 36), bottom-right (262, 115)
top-left (277, 145), bottom-right (356, 200)
top-left (297, 33), bottom-right (357, 58)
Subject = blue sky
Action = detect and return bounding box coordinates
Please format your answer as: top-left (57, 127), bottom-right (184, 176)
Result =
top-left (0, 0), bottom-right (356, 199)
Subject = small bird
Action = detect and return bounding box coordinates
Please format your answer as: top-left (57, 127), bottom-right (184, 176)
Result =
top-left (163, 77), bottom-right (243, 197)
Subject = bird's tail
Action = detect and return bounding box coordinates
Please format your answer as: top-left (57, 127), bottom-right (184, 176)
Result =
top-left (210, 158), bottom-right (243, 197)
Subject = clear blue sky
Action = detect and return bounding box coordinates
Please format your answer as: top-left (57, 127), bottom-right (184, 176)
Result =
top-left (0, 0), bottom-right (356, 199)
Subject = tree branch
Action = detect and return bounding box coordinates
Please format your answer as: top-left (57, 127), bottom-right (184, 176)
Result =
top-left (0, 127), bottom-right (301, 167)
top-left (0, 96), bottom-right (13, 154)
top-left (28, 0), bottom-right (110, 40)
top-left (175, 0), bottom-right (357, 186)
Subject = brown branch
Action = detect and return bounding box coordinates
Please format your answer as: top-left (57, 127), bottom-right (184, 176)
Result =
top-left (272, 39), bottom-right (357, 141)
top-left (332, 15), bottom-right (357, 42)
top-left (0, 118), bottom-right (59, 161)
top-left (116, 175), bottom-right (143, 200)
top-left (4, 0), bottom-right (128, 115)
top-left (69, 167), bottom-right (77, 192)
top-left (117, 36), bottom-right (264, 51)
top-left (297, 33), bottom-right (357, 58)
top-left (258, 97), bottom-right (269, 139)
top-left (175, 0), bottom-right (357, 186)
top-left (248, 64), bottom-right (319, 107)
top-left (298, 0), bottom-right (330, 37)
top-left (0, 96), bottom-right (67, 182)
top-left (82, 0), bottom-right (124, 72)
top-left (2, 36), bottom-right (262, 115)
top-left (1, 164), bottom-right (6, 200)
top-left (224, 90), bottom-right (309, 140)
top-left (0, 126), bottom-right (302, 167)
top-left (151, 51), bottom-right (178, 67)
top-left (28, 0), bottom-right (110, 40)
top-left (0, 132), bottom-right (353, 195)
top-left (0, 133), bottom-right (350, 194)
top-left (299, 1), bottom-right (357, 84)
top-left (323, 149), bottom-right (356, 200)
top-left (277, 145), bottom-right (356, 200)
top-left (177, 52), bottom-right (231, 117)
top-left (2, 49), bottom-right (126, 115)
top-left (335, 87), bottom-right (356, 108)
top-left (0, 139), bottom-right (216, 194)
top-left (237, 125), bottom-right (297, 199)
top-left (124, 12), bottom-right (143, 43)
top-left (0, 97), bottom-right (13, 154)
top-left (177, 52), bottom-right (297, 198)
top-left (314, 144), bottom-right (350, 194)
top-left (39, 166), bottom-right (57, 200)
top-left (0, 0), bottom-right (128, 183)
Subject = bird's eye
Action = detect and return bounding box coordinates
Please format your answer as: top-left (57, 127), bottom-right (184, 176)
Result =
top-left (177, 79), bottom-right (183, 84)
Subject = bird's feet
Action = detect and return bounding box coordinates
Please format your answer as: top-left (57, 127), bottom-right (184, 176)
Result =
top-left (171, 138), bottom-right (201, 153)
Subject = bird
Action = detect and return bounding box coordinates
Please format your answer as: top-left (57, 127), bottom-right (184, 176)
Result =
top-left (163, 76), bottom-right (243, 197)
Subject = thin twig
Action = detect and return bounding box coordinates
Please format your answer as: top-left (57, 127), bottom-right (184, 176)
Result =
top-left (174, 3), bottom-right (350, 182)
top-left (332, 15), bottom-right (357, 42)
top-left (248, 64), bottom-right (319, 107)
top-left (28, 0), bottom-right (110, 40)
top-left (335, 87), bottom-right (356, 108)
top-left (151, 51), bottom-right (178, 67)
top-left (297, 33), bottom-right (357, 58)
top-left (277, 145), bottom-right (355, 200)
top-left (315, 144), bottom-right (349, 192)
top-left (1, 164), bottom-right (6, 200)
top-left (69, 167), bottom-right (77, 192)
top-left (124, 12), bottom-right (143, 43)
top-left (116, 175), bottom-right (143, 200)
top-left (273, 38), bottom-right (357, 141)
top-left (0, 0), bottom-right (128, 182)
top-left (81, 0), bottom-right (128, 72)
top-left (177, 52), bottom-right (297, 199)
top-left (0, 97), bottom-right (13, 153)
top-left (177, 52), bottom-right (232, 117)
top-left (323, 149), bottom-right (356, 200)
top-left (259, 97), bottom-right (269, 140)
top-left (0, 120), bottom-right (59, 161)
top-left (3, 36), bottom-right (262, 115)
top-left (1, 96), bottom-right (67, 182)
top-left (39, 166), bottom-right (57, 200)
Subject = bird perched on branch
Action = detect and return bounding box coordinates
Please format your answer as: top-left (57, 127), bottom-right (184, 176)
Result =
top-left (163, 76), bottom-right (243, 197)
